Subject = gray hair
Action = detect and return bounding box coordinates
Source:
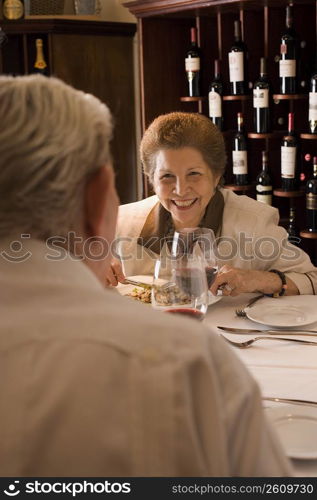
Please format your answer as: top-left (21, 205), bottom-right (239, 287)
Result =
top-left (0, 74), bottom-right (113, 239)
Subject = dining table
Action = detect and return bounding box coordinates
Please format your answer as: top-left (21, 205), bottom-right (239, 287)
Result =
top-left (204, 292), bottom-right (317, 478)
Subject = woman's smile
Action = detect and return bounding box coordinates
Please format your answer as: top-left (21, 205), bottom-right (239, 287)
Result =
top-left (153, 147), bottom-right (219, 229)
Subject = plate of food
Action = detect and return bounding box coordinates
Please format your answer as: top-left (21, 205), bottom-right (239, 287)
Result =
top-left (265, 405), bottom-right (317, 459)
top-left (117, 275), bottom-right (221, 306)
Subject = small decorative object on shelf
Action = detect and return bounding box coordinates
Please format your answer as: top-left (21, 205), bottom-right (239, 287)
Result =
top-left (33, 39), bottom-right (48, 76)
top-left (208, 59), bottom-right (223, 131)
top-left (306, 156), bottom-right (317, 232)
top-left (281, 112), bottom-right (298, 191)
top-left (309, 68), bottom-right (317, 134)
top-left (287, 206), bottom-right (300, 245)
top-left (279, 4), bottom-right (297, 94)
top-left (256, 151), bottom-right (272, 205)
top-left (185, 27), bottom-right (201, 98)
top-left (2, 0), bottom-right (24, 19)
top-left (253, 57), bottom-right (270, 133)
top-left (232, 112), bottom-right (248, 186)
top-left (228, 20), bottom-right (248, 96)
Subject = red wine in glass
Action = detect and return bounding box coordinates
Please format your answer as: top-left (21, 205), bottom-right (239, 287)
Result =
top-left (165, 308), bottom-right (204, 321)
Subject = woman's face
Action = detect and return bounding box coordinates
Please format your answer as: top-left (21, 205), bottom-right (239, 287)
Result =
top-left (152, 147), bottom-right (219, 230)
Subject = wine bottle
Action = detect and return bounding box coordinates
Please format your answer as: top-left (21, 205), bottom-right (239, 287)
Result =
top-left (281, 112), bottom-right (298, 191)
top-left (2, 0), bottom-right (24, 19)
top-left (309, 69), bottom-right (317, 134)
top-left (253, 57), bottom-right (270, 133)
top-left (185, 27), bottom-right (201, 97)
top-left (33, 39), bottom-right (48, 75)
top-left (208, 59), bottom-right (223, 130)
top-left (306, 156), bottom-right (317, 232)
top-left (256, 151), bottom-right (272, 205)
top-left (228, 20), bottom-right (247, 95)
top-left (287, 206), bottom-right (299, 244)
top-left (232, 112), bottom-right (248, 185)
top-left (279, 5), bottom-right (297, 94)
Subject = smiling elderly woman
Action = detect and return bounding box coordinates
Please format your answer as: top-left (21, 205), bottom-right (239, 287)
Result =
top-left (110, 112), bottom-right (317, 297)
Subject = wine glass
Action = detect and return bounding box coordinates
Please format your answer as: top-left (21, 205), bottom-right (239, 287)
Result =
top-left (171, 227), bottom-right (218, 288)
top-left (151, 254), bottom-right (209, 321)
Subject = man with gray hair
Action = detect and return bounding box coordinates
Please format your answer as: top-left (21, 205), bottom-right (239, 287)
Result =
top-left (0, 75), bottom-right (291, 476)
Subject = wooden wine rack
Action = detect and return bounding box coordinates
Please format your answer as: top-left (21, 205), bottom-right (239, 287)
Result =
top-left (125, 0), bottom-right (317, 263)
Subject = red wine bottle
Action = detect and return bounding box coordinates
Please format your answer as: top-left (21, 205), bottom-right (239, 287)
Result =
top-left (279, 5), bottom-right (297, 94)
top-left (306, 156), bottom-right (317, 232)
top-left (281, 112), bottom-right (298, 191)
top-left (232, 112), bottom-right (248, 185)
top-left (185, 27), bottom-right (201, 97)
top-left (256, 151), bottom-right (272, 205)
top-left (253, 57), bottom-right (270, 133)
top-left (228, 20), bottom-right (247, 95)
top-left (208, 59), bottom-right (223, 130)
top-left (287, 206), bottom-right (300, 245)
top-left (309, 69), bottom-right (317, 134)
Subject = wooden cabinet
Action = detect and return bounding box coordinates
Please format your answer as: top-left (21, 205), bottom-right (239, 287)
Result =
top-left (125, 0), bottom-right (317, 261)
top-left (0, 18), bottom-right (137, 204)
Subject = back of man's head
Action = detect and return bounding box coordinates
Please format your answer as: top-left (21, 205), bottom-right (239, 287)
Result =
top-left (0, 75), bottom-right (112, 240)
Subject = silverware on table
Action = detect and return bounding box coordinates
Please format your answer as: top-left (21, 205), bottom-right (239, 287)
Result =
top-left (263, 397), bottom-right (317, 408)
top-left (217, 326), bottom-right (317, 336)
top-left (219, 333), bottom-right (317, 348)
top-left (235, 294), bottom-right (265, 317)
top-left (121, 278), bottom-right (152, 289)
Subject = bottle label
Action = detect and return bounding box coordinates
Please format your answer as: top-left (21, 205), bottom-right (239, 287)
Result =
top-left (3, 0), bottom-right (24, 19)
top-left (228, 51), bottom-right (244, 83)
top-left (309, 92), bottom-right (317, 121)
top-left (256, 185), bottom-right (272, 205)
top-left (208, 91), bottom-right (222, 118)
top-left (185, 57), bottom-right (200, 72)
top-left (307, 193), bottom-right (317, 210)
top-left (253, 88), bottom-right (269, 108)
top-left (281, 146), bottom-right (296, 177)
top-left (232, 150), bottom-right (248, 174)
top-left (279, 59), bottom-right (296, 78)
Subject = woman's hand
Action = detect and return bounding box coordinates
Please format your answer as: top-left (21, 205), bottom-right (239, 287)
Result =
top-left (210, 265), bottom-right (298, 296)
top-left (105, 258), bottom-right (125, 287)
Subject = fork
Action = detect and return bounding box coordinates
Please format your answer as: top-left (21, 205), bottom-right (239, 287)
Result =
top-left (235, 294), bottom-right (265, 317)
top-left (219, 334), bottom-right (317, 348)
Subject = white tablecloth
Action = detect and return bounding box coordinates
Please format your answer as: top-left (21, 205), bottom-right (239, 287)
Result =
top-left (204, 293), bottom-right (317, 477)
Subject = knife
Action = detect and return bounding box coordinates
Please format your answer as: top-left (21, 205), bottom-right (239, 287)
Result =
top-left (122, 278), bottom-right (152, 290)
top-left (263, 397), bottom-right (317, 407)
top-left (217, 326), bottom-right (317, 336)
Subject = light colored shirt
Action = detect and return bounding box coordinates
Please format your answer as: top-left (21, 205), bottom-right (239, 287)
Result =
top-left (0, 238), bottom-right (291, 476)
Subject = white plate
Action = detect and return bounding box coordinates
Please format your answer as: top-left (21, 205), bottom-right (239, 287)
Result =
top-left (265, 405), bottom-right (317, 459)
top-left (246, 295), bottom-right (317, 328)
top-left (117, 275), bottom-right (221, 306)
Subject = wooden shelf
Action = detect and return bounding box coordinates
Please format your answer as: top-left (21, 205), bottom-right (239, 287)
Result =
top-left (273, 189), bottom-right (305, 198)
top-left (273, 94), bottom-right (308, 101)
top-left (248, 132), bottom-right (275, 139)
top-left (225, 184), bottom-right (253, 192)
top-left (180, 96), bottom-right (206, 102)
top-left (223, 95), bottom-right (251, 101)
top-left (300, 230), bottom-right (317, 239)
top-left (300, 133), bottom-right (317, 140)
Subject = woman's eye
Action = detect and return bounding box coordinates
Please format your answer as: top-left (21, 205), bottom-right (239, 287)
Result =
top-left (188, 171), bottom-right (201, 176)
top-left (160, 173), bottom-right (174, 180)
